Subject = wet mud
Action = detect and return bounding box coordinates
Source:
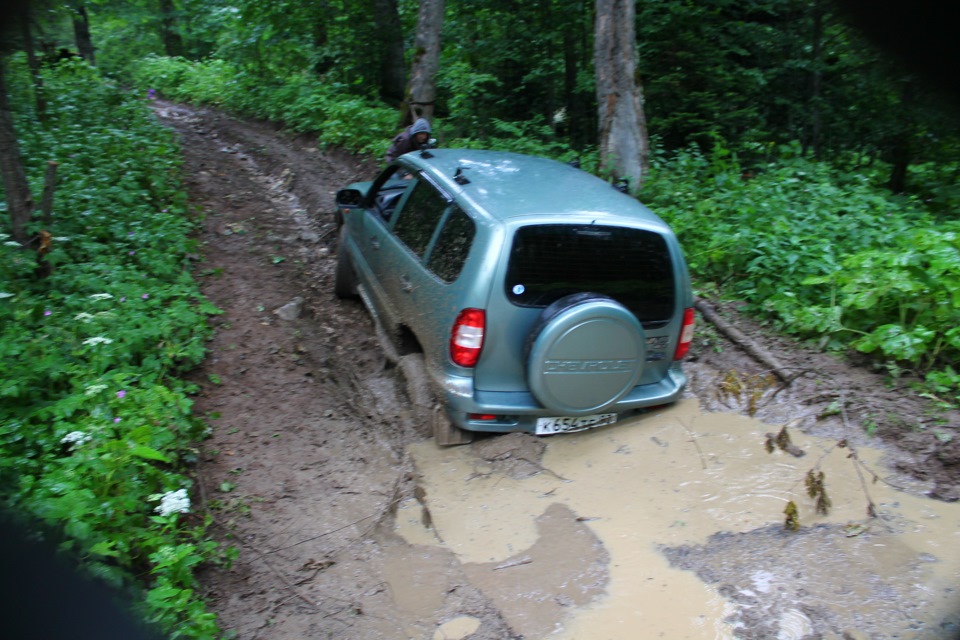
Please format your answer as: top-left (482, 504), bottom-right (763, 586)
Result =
top-left (404, 401), bottom-right (960, 639)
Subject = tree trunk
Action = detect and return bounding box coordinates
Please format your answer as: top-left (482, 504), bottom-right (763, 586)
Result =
top-left (0, 56), bottom-right (35, 245)
top-left (158, 0), bottom-right (185, 58)
top-left (72, 5), bottom-right (96, 65)
top-left (563, 3), bottom-right (595, 151)
top-left (19, 5), bottom-right (46, 118)
top-left (594, 0), bottom-right (648, 191)
top-left (888, 81), bottom-right (914, 193)
top-left (403, 0), bottom-right (444, 125)
top-left (374, 0), bottom-right (406, 106)
top-left (311, 2), bottom-right (333, 76)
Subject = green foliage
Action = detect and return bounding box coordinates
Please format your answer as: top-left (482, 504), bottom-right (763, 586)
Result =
top-left (644, 145), bottom-right (960, 402)
top-left (1, 63), bottom-right (225, 638)
top-left (448, 117), bottom-right (589, 166)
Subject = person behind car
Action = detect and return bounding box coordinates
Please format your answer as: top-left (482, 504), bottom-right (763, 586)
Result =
top-left (385, 117), bottom-right (432, 164)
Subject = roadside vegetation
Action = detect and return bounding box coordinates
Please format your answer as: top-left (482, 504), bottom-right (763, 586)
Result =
top-left (1, 1), bottom-right (958, 637)
top-left (1, 60), bottom-right (227, 638)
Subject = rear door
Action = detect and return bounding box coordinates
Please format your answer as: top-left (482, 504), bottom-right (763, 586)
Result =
top-left (378, 177), bottom-right (477, 358)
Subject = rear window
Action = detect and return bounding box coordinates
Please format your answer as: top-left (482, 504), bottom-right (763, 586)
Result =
top-left (505, 224), bottom-right (676, 326)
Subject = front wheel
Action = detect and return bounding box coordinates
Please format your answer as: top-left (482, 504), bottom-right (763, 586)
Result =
top-left (333, 235), bottom-right (358, 299)
top-left (399, 354), bottom-right (473, 446)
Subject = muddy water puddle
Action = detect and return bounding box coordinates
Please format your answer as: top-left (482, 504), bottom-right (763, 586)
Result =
top-left (396, 399), bottom-right (960, 639)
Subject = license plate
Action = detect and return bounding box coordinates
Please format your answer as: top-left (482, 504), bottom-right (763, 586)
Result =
top-left (535, 412), bottom-right (618, 435)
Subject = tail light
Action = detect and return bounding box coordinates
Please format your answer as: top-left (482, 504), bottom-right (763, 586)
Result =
top-left (673, 307), bottom-right (695, 360)
top-left (450, 308), bottom-right (486, 367)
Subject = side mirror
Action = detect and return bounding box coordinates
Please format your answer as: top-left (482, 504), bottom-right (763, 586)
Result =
top-left (336, 188), bottom-right (363, 206)
top-left (335, 188), bottom-right (364, 229)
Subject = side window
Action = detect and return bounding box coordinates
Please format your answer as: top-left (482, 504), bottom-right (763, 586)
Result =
top-left (392, 180), bottom-right (448, 258)
top-left (428, 207), bottom-right (475, 282)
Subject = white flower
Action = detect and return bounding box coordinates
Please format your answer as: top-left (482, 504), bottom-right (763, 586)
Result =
top-left (155, 489), bottom-right (190, 516)
top-left (84, 383), bottom-right (108, 396)
top-left (89, 293), bottom-right (114, 300)
top-left (0, 292), bottom-right (14, 299)
top-left (82, 336), bottom-right (113, 346)
top-left (75, 312), bottom-right (95, 322)
top-left (3, 241), bottom-right (20, 247)
top-left (61, 431), bottom-right (92, 446)
top-left (53, 236), bottom-right (70, 242)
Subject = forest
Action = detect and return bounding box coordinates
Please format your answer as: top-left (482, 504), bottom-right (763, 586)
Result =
top-left (1, 0), bottom-right (958, 637)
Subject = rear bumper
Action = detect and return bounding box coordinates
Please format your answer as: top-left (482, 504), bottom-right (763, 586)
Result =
top-left (436, 365), bottom-right (688, 433)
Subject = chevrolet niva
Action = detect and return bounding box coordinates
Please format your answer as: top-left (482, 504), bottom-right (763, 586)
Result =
top-left (334, 148), bottom-right (694, 445)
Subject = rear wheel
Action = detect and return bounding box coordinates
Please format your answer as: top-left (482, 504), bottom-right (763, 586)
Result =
top-left (399, 354), bottom-right (473, 446)
top-left (333, 234), bottom-right (358, 298)
top-left (431, 404), bottom-right (474, 446)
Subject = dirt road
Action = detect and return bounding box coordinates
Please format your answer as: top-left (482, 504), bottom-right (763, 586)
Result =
top-left (153, 101), bottom-right (960, 639)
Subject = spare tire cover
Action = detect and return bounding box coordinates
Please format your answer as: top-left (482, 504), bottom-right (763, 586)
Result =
top-left (526, 293), bottom-right (646, 415)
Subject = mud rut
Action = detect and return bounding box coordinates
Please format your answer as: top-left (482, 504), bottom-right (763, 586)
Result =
top-left (152, 101), bottom-right (960, 640)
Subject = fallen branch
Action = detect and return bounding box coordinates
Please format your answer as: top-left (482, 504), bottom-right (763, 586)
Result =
top-left (694, 297), bottom-right (795, 383)
top-left (494, 557), bottom-right (532, 571)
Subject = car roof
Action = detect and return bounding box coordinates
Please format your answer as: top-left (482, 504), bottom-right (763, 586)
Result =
top-left (399, 149), bottom-right (668, 228)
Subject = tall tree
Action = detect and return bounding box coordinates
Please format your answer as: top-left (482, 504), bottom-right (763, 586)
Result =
top-left (373, 0), bottom-right (406, 105)
top-left (71, 4), bottom-right (96, 65)
top-left (19, 2), bottom-right (46, 117)
top-left (158, 0), bottom-right (185, 58)
top-left (594, 0), bottom-right (647, 189)
top-left (404, 0), bottom-right (445, 124)
top-left (0, 49), bottom-right (35, 246)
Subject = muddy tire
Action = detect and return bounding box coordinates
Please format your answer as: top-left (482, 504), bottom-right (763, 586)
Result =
top-left (399, 354), bottom-right (473, 446)
top-left (334, 235), bottom-right (358, 298)
top-left (431, 404), bottom-right (473, 446)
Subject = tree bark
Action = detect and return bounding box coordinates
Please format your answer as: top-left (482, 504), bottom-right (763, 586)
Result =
top-left (374, 0), bottom-right (406, 106)
top-left (72, 5), bottom-right (96, 65)
top-left (594, 0), bottom-right (648, 191)
top-left (0, 56), bottom-right (35, 245)
top-left (403, 0), bottom-right (444, 125)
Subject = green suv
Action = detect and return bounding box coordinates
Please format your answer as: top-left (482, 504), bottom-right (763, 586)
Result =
top-left (334, 149), bottom-right (694, 445)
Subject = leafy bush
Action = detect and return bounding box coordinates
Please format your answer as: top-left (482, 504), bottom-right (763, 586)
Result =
top-left (644, 144), bottom-right (960, 402)
top-left (1, 60), bottom-right (226, 638)
top-left (448, 117), bottom-right (586, 165)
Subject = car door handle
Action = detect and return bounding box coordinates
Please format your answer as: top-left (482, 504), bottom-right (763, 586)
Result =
top-left (399, 275), bottom-right (413, 293)
top-left (369, 237), bottom-right (380, 249)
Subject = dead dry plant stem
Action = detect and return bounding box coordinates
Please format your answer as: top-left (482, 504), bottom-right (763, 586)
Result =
top-left (676, 418), bottom-right (708, 470)
top-left (267, 479), bottom-right (406, 555)
top-left (494, 557), bottom-right (533, 571)
top-left (839, 391), bottom-right (878, 517)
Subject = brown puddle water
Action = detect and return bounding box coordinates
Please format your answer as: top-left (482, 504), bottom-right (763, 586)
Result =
top-left (397, 399), bottom-right (960, 639)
